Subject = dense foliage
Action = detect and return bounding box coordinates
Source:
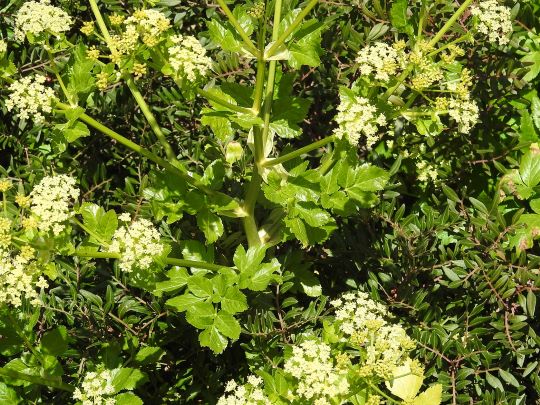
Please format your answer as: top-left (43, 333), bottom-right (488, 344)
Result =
top-left (0, 0), bottom-right (539, 403)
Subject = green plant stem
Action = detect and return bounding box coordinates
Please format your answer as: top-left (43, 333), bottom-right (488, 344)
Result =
top-left (88, 0), bottom-right (112, 44)
top-left (262, 135), bottom-right (335, 167)
top-left (55, 102), bottom-right (240, 209)
top-left (46, 50), bottom-right (71, 104)
top-left (126, 78), bottom-right (179, 165)
top-left (197, 88), bottom-right (255, 115)
top-left (367, 382), bottom-right (400, 404)
top-left (427, 32), bottom-right (472, 57)
top-left (260, 0), bottom-right (282, 149)
top-left (241, 0), bottom-right (286, 247)
top-left (72, 250), bottom-right (231, 272)
top-left (252, 60), bottom-right (267, 114)
top-left (215, 0), bottom-right (259, 57)
top-left (427, 0), bottom-right (474, 48)
top-left (0, 368), bottom-right (74, 392)
top-left (265, 0), bottom-right (318, 58)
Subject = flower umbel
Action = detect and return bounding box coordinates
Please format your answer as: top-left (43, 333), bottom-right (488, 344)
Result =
top-left (217, 375), bottom-right (270, 405)
top-left (14, 0), bottom-right (73, 42)
top-left (108, 217), bottom-right (164, 272)
top-left (73, 369), bottom-right (115, 405)
top-left (30, 174), bottom-right (80, 235)
top-left (333, 93), bottom-right (386, 148)
top-left (284, 340), bottom-right (349, 403)
top-left (168, 35), bottom-right (213, 82)
top-left (356, 42), bottom-right (402, 82)
top-left (6, 75), bottom-right (56, 124)
top-left (471, 0), bottom-right (513, 46)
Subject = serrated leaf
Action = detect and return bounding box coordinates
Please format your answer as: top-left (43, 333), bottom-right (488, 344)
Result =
top-left (198, 325), bottom-right (228, 353)
top-left (153, 267), bottom-right (189, 297)
top-left (220, 287), bottom-right (248, 314)
top-left (0, 382), bottom-right (19, 404)
top-left (80, 203), bottom-right (118, 244)
top-left (214, 310), bottom-right (241, 339)
top-left (166, 293), bottom-right (205, 312)
top-left (185, 302), bottom-right (215, 329)
top-left (110, 368), bottom-right (147, 393)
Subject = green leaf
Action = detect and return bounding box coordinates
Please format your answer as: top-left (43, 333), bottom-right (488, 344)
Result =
top-left (291, 202), bottom-right (333, 227)
top-left (64, 121), bottom-right (90, 142)
top-left (198, 325), bottom-right (228, 354)
top-left (200, 108), bottom-right (234, 142)
top-left (115, 392), bottom-right (143, 405)
top-left (246, 258), bottom-right (281, 291)
top-left (67, 44), bottom-right (96, 98)
top-left (39, 326), bottom-right (68, 356)
top-left (197, 209), bottom-right (224, 244)
top-left (220, 287), bottom-right (248, 314)
top-left (214, 310), bottom-right (241, 339)
top-left (207, 20), bottom-right (242, 52)
top-left (520, 109), bottom-right (538, 143)
top-left (532, 95), bottom-right (540, 130)
top-left (352, 165), bottom-right (389, 191)
top-left (485, 372), bottom-right (504, 392)
top-left (0, 382), bottom-right (19, 404)
top-left (153, 267), bottom-right (189, 297)
top-left (269, 119), bottom-right (302, 139)
top-left (134, 347), bottom-right (165, 366)
top-left (520, 149), bottom-right (540, 188)
top-left (110, 368), bottom-right (148, 393)
top-left (390, 0), bottom-right (413, 35)
top-left (80, 203), bottom-right (118, 244)
top-left (287, 20), bottom-right (323, 69)
top-left (233, 245), bottom-right (266, 272)
top-left (522, 50), bottom-right (540, 82)
top-left (166, 293), bottom-right (205, 312)
top-left (187, 275), bottom-right (214, 298)
top-left (185, 302), bottom-right (215, 329)
top-left (499, 369), bottom-right (520, 388)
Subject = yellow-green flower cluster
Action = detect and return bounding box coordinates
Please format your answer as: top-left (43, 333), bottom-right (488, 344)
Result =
top-left (448, 98), bottom-right (479, 134)
top-left (5, 75), bottom-right (55, 124)
top-left (331, 291), bottom-right (415, 379)
top-left (109, 9), bottom-right (170, 61)
top-left (333, 95), bottom-right (386, 148)
top-left (13, 0), bottom-right (72, 42)
top-left (356, 42), bottom-right (403, 82)
top-left (73, 369), bottom-right (115, 405)
top-left (217, 375), bottom-right (271, 405)
top-left (471, 0), bottom-right (513, 46)
top-left (107, 215), bottom-right (164, 272)
top-left (416, 160), bottom-right (439, 182)
top-left (0, 223), bottom-right (48, 307)
top-left (168, 35), bottom-right (213, 82)
top-left (30, 174), bottom-right (80, 235)
top-left (283, 340), bottom-right (349, 403)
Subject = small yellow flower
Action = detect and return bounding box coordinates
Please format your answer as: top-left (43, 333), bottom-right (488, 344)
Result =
top-left (109, 14), bottom-right (125, 26)
top-left (15, 193), bottom-right (31, 208)
top-left (132, 63), bottom-right (147, 79)
top-left (86, 46), bottom-right (100, 60)
top-left (80, 21), bottom-right (94, 36)
top-left (22, 216), bottom-right (38, 230)
top-left (0, 179), bottom-right (12, 193)
top-left (96, 72), bottom-right (109, 91)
